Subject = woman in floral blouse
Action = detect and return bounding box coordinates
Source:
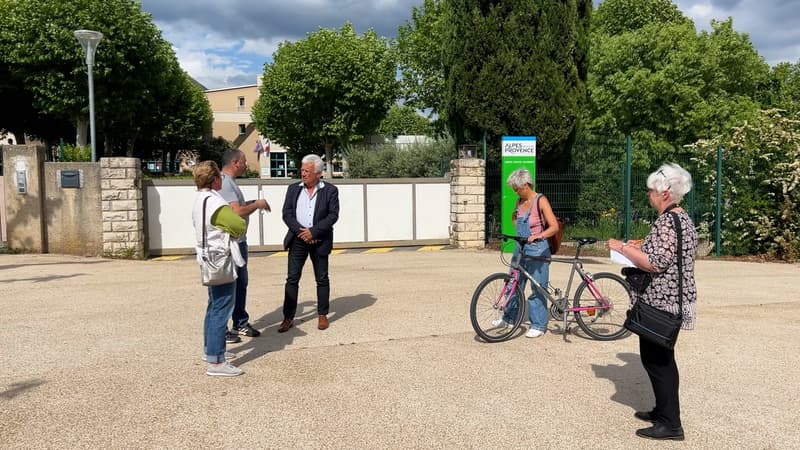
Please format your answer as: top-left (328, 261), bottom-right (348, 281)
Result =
top-left (608, 163), bottom-right (698, 441)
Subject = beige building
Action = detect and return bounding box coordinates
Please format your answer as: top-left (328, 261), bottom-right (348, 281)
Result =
top-left (204, 79), bottom-right (296, 178)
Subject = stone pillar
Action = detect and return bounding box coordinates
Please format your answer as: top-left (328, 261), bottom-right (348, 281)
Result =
top-left (2, 145), bottom-right (46, 252)
top-left (101, 157), bottom-right (145, 258)
top-left (450, 158), bottom-right (485, 249)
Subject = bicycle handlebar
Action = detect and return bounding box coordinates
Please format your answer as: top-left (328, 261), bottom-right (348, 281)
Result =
top-left (500, 234), bottom-right (542, 246)
top-left (500, 234), bottom-right (599, 248)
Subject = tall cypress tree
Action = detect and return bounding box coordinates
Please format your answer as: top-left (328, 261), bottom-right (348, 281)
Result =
top-left (444, 0), bottom-right (590, 168)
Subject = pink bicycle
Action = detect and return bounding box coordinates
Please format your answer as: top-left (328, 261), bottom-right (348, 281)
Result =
top-left (470, 235), bottom-right (632, 343)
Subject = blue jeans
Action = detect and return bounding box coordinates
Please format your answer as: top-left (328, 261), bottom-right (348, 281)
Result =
top-left (503, 240), bottom-right (550, 331)
top-left (231, 241), bottom-right (249, 329)
top-left (204, 281), bottom-right (235, 363)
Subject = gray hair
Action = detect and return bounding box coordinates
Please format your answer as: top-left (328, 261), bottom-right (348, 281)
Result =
top-left (647, 163), bottom-right (693, 203)
top-left (506, 167), bottom-right (533, 189)
top-left (222, 148), bottom-right (243, 167)
top-left (302, 154), bottom-right (324, 174)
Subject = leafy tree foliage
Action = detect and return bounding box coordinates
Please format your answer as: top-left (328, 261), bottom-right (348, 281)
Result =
top-left (443, 0), bottom-right (591, 168)
top-left (759, 62), bottom-right (800, 115)
top-left (592, 0), bottom-right (690, 35)
top-left (376, 105), bottom-right (434, 136)
top-left (136, 72), bottom-right (213, 158)
top-left (0, 0), bottom-right (211, 156)
top-left (586, 12), bottom-right (768, 160)
top-left (252, 23), bottom-right (398, 176)
top-left (396, 0), bottom-right (447, 129)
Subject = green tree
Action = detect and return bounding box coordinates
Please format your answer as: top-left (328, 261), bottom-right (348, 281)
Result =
top-left (136, 70), bottom-right (213, 158)
top-left (443, 0), bottom-right (591, 168)
top-left (759, 61), bottom-right (800, 115)
top-left (592, 0), bottom-right (690, 35)
top-left (396, 0), bottom-right (446, 129)
top-left (376, 105), bottom-right (433, 136)
top-left (585, 13), bottom-right (767, 157)
top-left (0, 0), bottom-right (210, 156)
top-left (252, 23), bottom-right (398, 177)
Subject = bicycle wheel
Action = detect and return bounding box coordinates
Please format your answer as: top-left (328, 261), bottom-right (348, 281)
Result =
top-left (572, 272), bottom-right (631, 340)
top-left (470, 273), bottom-right (526, 343)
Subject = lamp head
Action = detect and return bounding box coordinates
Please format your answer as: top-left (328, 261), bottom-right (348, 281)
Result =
top-left (74, 30), bottom-right (104, 65)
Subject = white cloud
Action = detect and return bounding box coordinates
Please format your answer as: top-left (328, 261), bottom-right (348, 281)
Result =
top-left (156, 20), bottom-right (265, 88)
top-left (239, 37), bottom-right (284, 58)
top-left (684, 2), bottom-right (714, 23)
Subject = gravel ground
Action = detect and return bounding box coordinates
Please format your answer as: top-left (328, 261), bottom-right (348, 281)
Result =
top-left (1, 250), bottom-right (799, 449)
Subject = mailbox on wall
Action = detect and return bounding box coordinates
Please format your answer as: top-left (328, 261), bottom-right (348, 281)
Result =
top-left (60, 170), bottom-right (81, 188)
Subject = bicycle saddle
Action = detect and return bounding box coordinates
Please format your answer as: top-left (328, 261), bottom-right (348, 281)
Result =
top-left (573, 237), bottom-right (598, 246)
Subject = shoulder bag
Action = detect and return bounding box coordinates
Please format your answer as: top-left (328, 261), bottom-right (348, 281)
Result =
top-left (200, 196), bottom-right (237, 286)
top-left (621, 267), bottom-right (652, 293)
top-left (623, 207), bottom-right (683, 349)
top-left (536, 194), bottom-right (564, 254)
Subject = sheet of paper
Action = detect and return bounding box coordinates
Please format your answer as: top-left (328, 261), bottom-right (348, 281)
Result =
top-left (610, 249), bottom-right (635, 267)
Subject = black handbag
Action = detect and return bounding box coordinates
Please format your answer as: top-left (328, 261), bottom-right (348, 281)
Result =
top-left (624, 207), bottom-right (684, 349)
top-left (621, 267), bottom-right (652, 293)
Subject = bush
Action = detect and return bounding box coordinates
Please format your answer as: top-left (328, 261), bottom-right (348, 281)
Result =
top-left (344, 138), bottom-right (455, 178)
top-left (60, 144), bottom-right (91, 162)
top-left (689, 109), bottom-right (800, 261)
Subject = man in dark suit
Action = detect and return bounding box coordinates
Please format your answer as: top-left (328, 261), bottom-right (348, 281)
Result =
top-left (278, 154), bottom-right (340, 332)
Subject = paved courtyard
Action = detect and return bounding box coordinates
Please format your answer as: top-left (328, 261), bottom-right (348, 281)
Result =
top-left (1, 249), bottom-right (799, 448)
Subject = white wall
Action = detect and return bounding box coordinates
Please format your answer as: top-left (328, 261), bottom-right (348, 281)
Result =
top-left (144, 178), bottom-right (451, 255)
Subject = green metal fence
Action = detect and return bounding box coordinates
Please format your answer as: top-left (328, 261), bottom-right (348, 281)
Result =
top-left (484, 136), bottom-right (722, 255)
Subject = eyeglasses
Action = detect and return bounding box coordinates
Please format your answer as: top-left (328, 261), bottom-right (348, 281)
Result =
top-left (657, 169), bottom-right (671, 190)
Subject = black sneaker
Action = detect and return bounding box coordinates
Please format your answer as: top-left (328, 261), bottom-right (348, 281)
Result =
top-left (225, 331), bottom-right (242, 343)
top-left (232, 324), bottom-right (261, 337)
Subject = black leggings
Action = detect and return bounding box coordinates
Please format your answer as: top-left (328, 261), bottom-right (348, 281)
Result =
top-left (640, 338), bottom-right (682, 428)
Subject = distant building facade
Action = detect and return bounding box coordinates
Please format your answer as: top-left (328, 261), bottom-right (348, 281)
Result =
top-left (204, 78), bottom-right (295, 179)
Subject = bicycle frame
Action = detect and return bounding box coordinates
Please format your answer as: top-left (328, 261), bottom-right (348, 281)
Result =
top-left (497, 238), bottom-right (612, 339)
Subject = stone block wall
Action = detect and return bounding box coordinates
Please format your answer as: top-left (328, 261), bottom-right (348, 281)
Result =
top-left (101, 158), bottom-right (145, 258)
top-left (449, 158), bottom-right (485, 249)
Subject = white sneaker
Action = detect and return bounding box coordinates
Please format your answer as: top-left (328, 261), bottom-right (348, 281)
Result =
top-left (525, 328), bottom-right (545, 338)
top-left (206, 361), bottom-right (244, 377)
top-left (491, 319), bottom-right (510, 328)
top-left (203, 351), bottom-right (236, 362)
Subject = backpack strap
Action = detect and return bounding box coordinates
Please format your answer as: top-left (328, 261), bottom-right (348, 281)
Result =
top-left (535, 193), bottom-right (547, 231)
top-left (202, 196), bottom-right (210, 253)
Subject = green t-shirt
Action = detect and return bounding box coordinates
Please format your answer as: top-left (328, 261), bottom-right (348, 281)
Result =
top-left (211, 205), bottom-right (246, 238)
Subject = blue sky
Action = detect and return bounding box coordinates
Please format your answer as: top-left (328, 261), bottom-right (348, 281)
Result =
top-left (138, 0), bottom-right (800, 90)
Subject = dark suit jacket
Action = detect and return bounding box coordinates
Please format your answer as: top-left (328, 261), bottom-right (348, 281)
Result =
top-left (282, 181), bottom-right (340, 255)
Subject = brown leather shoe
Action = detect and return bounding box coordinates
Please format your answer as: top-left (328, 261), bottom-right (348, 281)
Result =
top-left (278, 319), bottom-right (293, 333)
top-left (318, 315), bottom-right (329, 330)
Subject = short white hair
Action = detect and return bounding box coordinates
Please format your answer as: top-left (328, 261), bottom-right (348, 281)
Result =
top-left (302, 154), bottom-right (324, 174)
top-left (506, 168), bottom-right (533, 189)
top-left (647, 163), bottom-right (693, 203)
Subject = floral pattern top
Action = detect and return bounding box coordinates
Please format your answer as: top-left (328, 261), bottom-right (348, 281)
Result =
top-left (638, 209), bottom-right (698, 330)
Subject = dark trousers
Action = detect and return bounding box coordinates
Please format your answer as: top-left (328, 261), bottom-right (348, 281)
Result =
top-left (231, 241), bottom-right (250, 329)
top-left (640, 337), bottom-right (682, 429)
top-left (283, 237), bottom-right (330, 319)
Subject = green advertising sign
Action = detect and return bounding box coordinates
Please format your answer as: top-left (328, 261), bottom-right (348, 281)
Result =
top-left (501, 136), bottom-right (537, 242)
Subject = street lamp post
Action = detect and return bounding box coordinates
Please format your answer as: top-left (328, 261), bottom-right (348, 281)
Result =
top-left (74, 29), bottom-right (104, 162)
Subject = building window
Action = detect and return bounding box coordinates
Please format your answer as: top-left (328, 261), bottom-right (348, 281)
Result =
top-left (237, 96), bottom-right (245, 111)
top-left (270, 153), bottom-right (297, 178)
top-left (238, 124), bottom-right (246, 135)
